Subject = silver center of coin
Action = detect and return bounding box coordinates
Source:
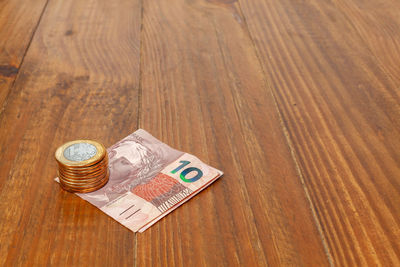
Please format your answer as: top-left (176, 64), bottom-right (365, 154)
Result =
top-left (63, 143), bottom-right (97, 162)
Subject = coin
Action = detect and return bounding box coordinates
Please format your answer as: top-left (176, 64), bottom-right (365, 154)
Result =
top-left (57, 156), bottom-right (108, 173)
top-left (55, 140), bottom-right (109, 193)
top-left (55, 140), bottom-right (106, 167)
top-left (59, 170), bottom-right (109, 193)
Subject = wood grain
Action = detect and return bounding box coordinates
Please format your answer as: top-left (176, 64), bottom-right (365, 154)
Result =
top-left (137, 0), bottom-right (330, 265)
top-left (0, 0), bottom-right (48, 109)
top-left (1, 0), bottom-right (399, 265)
top-left (238, 0), bottom-right (400, 265)
top-left (0, 0), bottom-right (141, 265)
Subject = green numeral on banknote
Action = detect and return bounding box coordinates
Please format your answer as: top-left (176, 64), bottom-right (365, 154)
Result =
top-left (171, 161), bottom-right (203, 183)
top-left (171, 160), bottom-right (190, 174)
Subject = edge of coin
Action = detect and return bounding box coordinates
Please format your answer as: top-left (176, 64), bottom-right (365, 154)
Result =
top-left (55, 140), bottom-right (106, 167)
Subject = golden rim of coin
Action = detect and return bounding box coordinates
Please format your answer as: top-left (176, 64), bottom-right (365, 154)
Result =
top-left (57, 155), bottom-right (108, 171)
top-left (59, 170), bottom-right (109, 193)
top-left (60, 176), bottom-right (106, 188)
top-left (59, 167), bottom-right (105, 179)
top-left (60, 172), bottom-right (108, 187)
top-left (55, 140), bottom-right (106, 167)
top-left (58, 168), bottom-right (109, 184)
top-left (58, 162), bottom-right (108, 177)
top-left (57, 156), bottom-right (109, 173)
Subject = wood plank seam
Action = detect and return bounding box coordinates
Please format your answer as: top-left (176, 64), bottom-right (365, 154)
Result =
top-left (262, 0), bottom-right (399, 261)
top-left (212, 21), bottom-right (270, 266)
top-left (135, 0), bottom-right (144, 265)
top-left (0, 0), bottom-right (50, 117)
top-left (236, 0), bottom-right (400, 264)
top-left (134, 234), bottom-right (138, 267)
top-left (235, 1), bottom-right (334, 265)
top-left (136, 0), bottom-right (145, 132)
top-left (0, 0), bottom-right (141, 264)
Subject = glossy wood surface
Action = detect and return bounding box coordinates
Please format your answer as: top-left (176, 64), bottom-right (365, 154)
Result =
top-left (0, 0), bottom-right (399, 266)
top-left (0, 0), bottom-right (48, 107)
top-left (0, 0), bottom-right (140, 265)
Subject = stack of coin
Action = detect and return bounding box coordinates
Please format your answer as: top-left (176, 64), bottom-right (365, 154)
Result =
top-left (55, 140), bottom-right (109, 193)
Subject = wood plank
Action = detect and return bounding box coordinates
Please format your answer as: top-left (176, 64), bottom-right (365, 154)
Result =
top-left (0, 0), bottom-right (48, 109)
top-left (238, 0), bottom-right (400, 265)
top-left (0, 0), bottom-right (141, 265)
top-left (137, 0), bottom-right (331, 265)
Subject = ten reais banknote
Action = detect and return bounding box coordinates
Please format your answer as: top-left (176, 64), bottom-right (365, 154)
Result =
top-left (57, 129), bottom-right (222, 232)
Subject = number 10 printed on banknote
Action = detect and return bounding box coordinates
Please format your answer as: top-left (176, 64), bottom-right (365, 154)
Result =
top-left (73, 129), bottom-right (222, 232)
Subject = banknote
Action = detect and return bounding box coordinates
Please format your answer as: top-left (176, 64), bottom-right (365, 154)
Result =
top-left (58, 129), bottom-right (222, 232)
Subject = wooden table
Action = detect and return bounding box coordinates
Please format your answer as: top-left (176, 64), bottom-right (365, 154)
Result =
top-left (1, 0), bottom-right (399, 266)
